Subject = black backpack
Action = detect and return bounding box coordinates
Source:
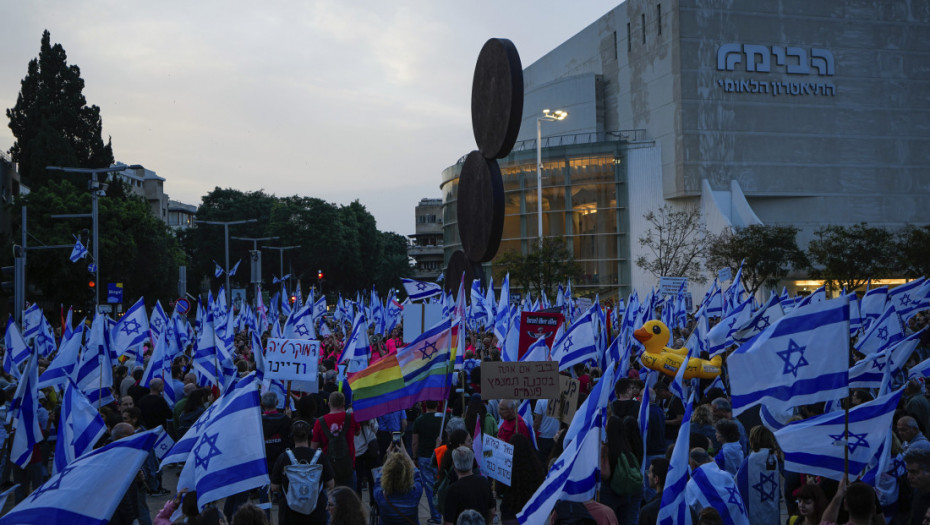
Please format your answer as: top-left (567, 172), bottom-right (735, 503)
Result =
top-left (322, 413), bottom-right (354, 483)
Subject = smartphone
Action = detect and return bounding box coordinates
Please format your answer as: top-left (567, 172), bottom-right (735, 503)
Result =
top-left (392, 431), bottom-right (402, 443)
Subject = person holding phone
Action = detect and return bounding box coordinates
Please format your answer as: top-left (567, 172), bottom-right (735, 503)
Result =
top-left (373, 442), bottom-right (423, 524)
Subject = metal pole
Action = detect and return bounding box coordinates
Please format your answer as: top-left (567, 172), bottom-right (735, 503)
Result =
top-left (92, 171), bottom-right (99, 309)
top-left (20, 206), bottom-right (25, 324)
top-left (536, 118), bottom-right (544, 248)
top-left (224, 223), bottom-right (231, 303)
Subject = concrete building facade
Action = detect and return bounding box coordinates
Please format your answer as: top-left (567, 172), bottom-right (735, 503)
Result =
top-left (442, 0), bottom-right (930, 298)
top-left (408, 198), bottom-right (444, 281)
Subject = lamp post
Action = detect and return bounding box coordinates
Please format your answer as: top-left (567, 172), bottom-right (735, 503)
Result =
top-left (232, 236), bottom-right (278, 306)
top-left (263, 245), bottom-right (301, 294)
top-left (536, 109), bottom-right (568, 247)
top-left (47, 164), bottom-right (144, 310)
top-left (196, 219), bottom-right (258, 302)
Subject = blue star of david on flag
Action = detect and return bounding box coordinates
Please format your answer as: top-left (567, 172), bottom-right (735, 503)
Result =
top-left (725, 485), bottom-right (746, 514)
top-left (877, 326), bottom-right (889, 341)
top-left (562, 336), bottom-right (574, 352)
top-left (752, 315), bottom-right (771, 332)
top-left (294, 324), bottom-right (309, 337)
top-left (29, 464), bottom-right (74, 502)
top-left (193, 432), bottom-right (222, 470)
top-left (899, 293), bottom-right (912, 306)
top-left (421, 341), bottom-right (439, 360)
top-left (752, 471), bottom-right (778, 502)
top-left (121, 319), bottom-right (142, 336)
top-left (416, 282), bottom-right (428, 291)
top-left (776, 339), bottom-right (809, 377)
top-left (152, 318), bottom-right (163, 332)
top-left (871, 358), bottom-right (886, 372)
top-left (829, 431), bottom-right (870, 454)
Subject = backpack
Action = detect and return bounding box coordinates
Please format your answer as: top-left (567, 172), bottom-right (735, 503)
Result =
top-left (322, 413), bottom-right (354, 483)
top-left (609, 452), bottom-right (643, 495)
top-left (283, 448), bottom-right (323, 515)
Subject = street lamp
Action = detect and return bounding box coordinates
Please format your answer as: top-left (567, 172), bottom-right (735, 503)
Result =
top-left (232, 236), bottom-right (278, 306)
top-left (47, 164), bottom-right (144, 310)
top-left (536, 109), bottom-right (568, 247)
top-left (196, 219), bottom-right (258, 302)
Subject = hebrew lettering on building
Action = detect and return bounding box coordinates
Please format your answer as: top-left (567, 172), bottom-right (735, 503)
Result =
top-left (716, 44), bottom-right (834, 76)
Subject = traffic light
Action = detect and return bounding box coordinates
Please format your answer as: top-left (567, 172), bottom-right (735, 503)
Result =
top-left (289, 295), bottom-right (296, 304)
top-left (88, 279), bottom-right (96, 289)
top-left (317, 269), bottom-right (324, 280)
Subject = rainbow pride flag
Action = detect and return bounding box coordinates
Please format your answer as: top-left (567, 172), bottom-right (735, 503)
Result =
top-left (349, 318), bottom-right (453, 421)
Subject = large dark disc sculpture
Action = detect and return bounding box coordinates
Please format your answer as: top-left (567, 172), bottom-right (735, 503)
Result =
top-left (448, 38), bottom-right (523, 302)
top-left (471, 38), bottom-right (524, 160)
top-left (444, 250), bottom-right (485, 296)
top-left (456, 151), bottom-right (505, 263)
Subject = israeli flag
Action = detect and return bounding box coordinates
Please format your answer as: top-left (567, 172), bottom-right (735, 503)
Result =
top-left (774, 386), bottom-right (903, 481)
top-left (112, 297), bottom-right (150, 358)
top-left (729, 296), bottom-right (850, 416)
top-left (284, 303), bottom-right (314, 340)
top-left (68, 236), bottom-right (88, 262)
top-left (38, 323), bottom-right (84, 389)
top-left (686, 462), bottom-right (750, 525)
top-left (563, 358), bottom-right (616, 448)
top-left (34, 314), bottom-right (57, 358)
top-left (861, 286), bottom-right (888, 328)
top-left (520, 337), bottom-right (549, 362)
top-left (228, 258), bottom-right (241, 276)
top-left (708, 296), bottom-right (753, 355)
top-left (850, 330), bottom-right (923, 389)
top-left (1, 428), bottom-right (162, 525)
top-left (54, 381), bottom-right (107, 473)
top-left (75, 314), bottom-right (115, 407)
top-left (4, 316), bottom-right (30, 377)
top-left (888, 278), bottom-right (927, 318)
top-left (10, 355), bottom-right (42, 468)
top-left (658, 392), bottom-right (694, 525)
top-left (312, 296), bottom-right (327, 323)
top-left (516, 412), bottom-right (601, 524)
top-left (401, 277), bottom-right (442, 301)
top-left (338, 313), bottom-right (370, 373)
top-left (272, 273), bottom-right (290, 285)
top-left (214, 261), bottom-right (224, 278)
top-left (517, 400), bottom-right (538, 450)
top-left (855, 304), bottom-right (904, 355)
top-left (149, 300), bottom-right (169, 344)
top-left (192, 304), bottom-right (221, 387)
top-left (732, 293), bottom-right (784, 345)
top-left (175, 374), bottom-right (270, 509)
top-left (550, 306), bottom-right (597, 371)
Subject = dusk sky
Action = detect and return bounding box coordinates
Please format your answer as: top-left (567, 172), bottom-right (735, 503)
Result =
top-left (0, 1), bottom-right (618, 235)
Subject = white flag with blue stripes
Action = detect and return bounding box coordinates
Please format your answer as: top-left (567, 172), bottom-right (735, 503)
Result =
top-left (11, 355), bottom-right (42, 468)
top-left (112, 297), bottom-right (150, 359)
top-left (68, 236), bottom-right (88, 262)
top-left (658, 392), bottom-right (694, 525)
top-left (54, 381), bottom-right (107, 473)
top-left (550, 306), bottom-right (597, 371)
top-left (850, 330), bottom-right (922, 389)
top-left (729, 296), bottom-right (850, 416)
top-left (855, 304), bottom-right (905, 355)
top-left (401, 278), bottom-right (442, 301)
top-left (38, 322), bottom-right (84, 390)
top-left (175, 373), bottom-right (269, 509)
top-left (686, 461), bottom-right (750, 525)
top-left (774, 386), bottom-right (903, 481)
top-left (516, 412), bottom-right (601, 524)
top-left (0, 428), bottom-right (162, 525)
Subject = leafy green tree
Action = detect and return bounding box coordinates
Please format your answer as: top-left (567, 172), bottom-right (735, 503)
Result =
top-left (896, 225), bottom-right (930, 278)
top-left (7, 30), bottom-right (113, 190)
top-left (807, 223), bottom-right (896, 292)
top-left (635, 204), bottom-right (709, 285)
top-left (373, 231), bottom-right (412, 294)
top-left (707, 225), bottom-right (808, 296)
top-left (495, 238), bottom-right (581, 300)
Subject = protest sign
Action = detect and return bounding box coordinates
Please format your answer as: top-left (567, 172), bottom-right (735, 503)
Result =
top-left (546, 375), bottom-right (580, 424)
top-left (402, 303), bottom-right (444, 343)
top-left (659, 276), bottom-right (688, 297)
top-left (264, 338), bottom-right (320, 382)
top-left (480, 361), bottom-right (560, 399)
top-left (518, 311), bottom-right (564, 360)
top-left (481, 433), bottom-right (513, 485)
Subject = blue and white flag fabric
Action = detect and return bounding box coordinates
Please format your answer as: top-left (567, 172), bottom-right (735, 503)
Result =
top-left (708, 296), bottom-right (753, 355)
top-left (550, 306), bottom-right (597, 371)
top-left (485, 276), bottom-right (496, 328)
top-left (149, 300), bottom-right (169, 345)
top-left (517, 400), bottom-right (538, 450)
top-left (401, 278), bottom-right (442, 301)
top-left (0, 427), bottom-right (163, 525)
top-left (214, 261), bottom-right (224, 278)
top-left (855, 304), bottom-right (904, 355)
top-left (312, 296), bottom-right (327, 324)
top-left (38, 323), bottom-right (85, 389)
top-left (228, 259), bottom-right (241, 277)
top-left (658, 392), bottom-right (694, 525)
top-left (54, 381), bottom-right (107, 473)
top-left (175, 373), bottom-right (269, 509)
top-left (516, 412), bottom-right (601, 524)
top-left (192, 304), bottom-right (221, 387)
top-left (728, 296), bottom-right (850, 416)
top-left (68, 236), bottom-right (88, 262)
top-left (861, 286), bottom-right (888, 329)
top-left (850, 331), bottom-right (923, 389)
top-left (733, 293), bottom-right (784, 345)
top-left (112, 297), bottom-right (150, 359)
top-left (4, 316), bottom-right (29, 377)
top-left (520, 337), bottom-right (549, 362)
top-left (686, 462), bottom-right (750, 525)
top-left (76, 314), bottom-right (115, 407)
top-left (563, 359), bottom-right (617, 449)
top-left (338, 313), bottom-right (370, 374)
top-left (34, 314), bottom-right (57, 358)
top-left (283, 303), bottom-right (314, 340)
top-left (848, 291), bottom-right (863, 337)
top-left (11, 355), bottom-right (42, 468)
top-left (735, 449), bottom-right (780, 525)
top-left (774, 386), bottom-right (903, 482)
top-left (888, 278), bottom-right (927, 319)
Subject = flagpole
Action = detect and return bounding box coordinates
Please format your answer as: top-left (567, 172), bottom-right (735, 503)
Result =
top-left (844, 340), bottom-right (851, 479)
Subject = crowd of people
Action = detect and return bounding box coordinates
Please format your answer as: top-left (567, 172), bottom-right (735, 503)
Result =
top-left (2, 297), bottom-right (930, 525)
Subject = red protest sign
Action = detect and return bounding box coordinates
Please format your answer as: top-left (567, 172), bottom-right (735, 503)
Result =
top-left (517, 311), bottom-right (564, 360)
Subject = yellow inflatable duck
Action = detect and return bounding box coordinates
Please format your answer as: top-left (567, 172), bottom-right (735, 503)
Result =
top-left (634, 320), bottom-right (722, 380)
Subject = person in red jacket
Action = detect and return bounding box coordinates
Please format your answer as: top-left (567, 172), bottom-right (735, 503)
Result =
top-left (496, 399), bottom-right (532, 444)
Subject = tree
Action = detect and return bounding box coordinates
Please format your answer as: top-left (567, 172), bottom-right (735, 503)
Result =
top-left (495, 238), bottom-right (581, 300)
top-left (7, 30), bottom-right (113, 190)
top-left (807, 223), bottom-right (897, 292)
top-left (635, 204), bottom-right (710, 285)
top-left (896, 225), bottom-right (930, 278)
top-left (706, 224), bottom-right (808, 296)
